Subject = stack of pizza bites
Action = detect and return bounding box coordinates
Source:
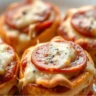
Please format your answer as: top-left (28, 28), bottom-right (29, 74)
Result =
top-left (0, 0), bottom-right (96, 95)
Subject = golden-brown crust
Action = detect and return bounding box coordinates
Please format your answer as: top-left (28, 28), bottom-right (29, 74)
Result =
top-left (20, 72), bottom-right (93, 96)
top-left (19, 36), bottom-right (95, 96)
top-left (0, 17), bottom-right (10, 44)
top-left (0, 1), bottom-right (61, 57)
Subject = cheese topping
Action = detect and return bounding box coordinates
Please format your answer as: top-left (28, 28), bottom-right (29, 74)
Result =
top-left (71, 8), bottom-right (96, 37)
top-left (44, 42), bottom-right (76, 68)
top-left (20, 43), bottom-right (95, 89)
top-left (20, 60), bottom-right (72, 88)
top-left (85, 10), bottom-right (96, 36)
top-left (62, 6), bottom-right (96, 40)
top-left (20, 43), bottom-right (76, 88)
top-left (13, 0), bottom-right (51, 28)
top-left (0, 44), bottom-right (14, 75)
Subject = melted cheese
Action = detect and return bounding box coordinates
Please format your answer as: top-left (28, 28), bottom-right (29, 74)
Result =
top-left (20, 43), bottom-right (95, 89)
top-left (20, 61), bottom-right (73, 88)
top-left (4, 25), bottom-right (31, 54)
top-left (0, 44), bottom-right (14, 75)
top-left (19, 34), bottom-right (30, 42)
top-left (20, 43), bottom-right (76, 88)
top-left (62, 6), bottom-right (96, 41)
top-left (4, 25), bottom-right (19, 38)
top-left (14, 0), bottom-right (51, 28)
top-left (29, 24), bottom-right (36, 38)
top-left (45, 42), bottom-right (76, 68)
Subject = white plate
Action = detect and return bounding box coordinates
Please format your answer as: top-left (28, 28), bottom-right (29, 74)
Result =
top-left (0, 0), bottom-right (96, 16)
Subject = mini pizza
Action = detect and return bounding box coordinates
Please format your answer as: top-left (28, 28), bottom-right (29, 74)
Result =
top-left (58, 6), bottom-right (96, 63)
top-left (19, 36), bottom-right (96, 96)
top-left (0, 0), bottom-right (61, 56)
top-left (0, 39), bottom-right (19, 95)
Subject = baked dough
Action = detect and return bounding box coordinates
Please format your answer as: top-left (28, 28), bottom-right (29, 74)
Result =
top-left (19, 36), bottom-right (96, 96)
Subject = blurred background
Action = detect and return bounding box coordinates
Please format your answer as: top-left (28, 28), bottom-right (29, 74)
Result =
top-left (0, 0), bottom-right (95, 16)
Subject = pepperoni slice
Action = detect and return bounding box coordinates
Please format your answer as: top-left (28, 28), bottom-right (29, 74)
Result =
top-left (71, 8), bottom-right (96, 37)
top-left (35, 21), bottom-right (53, 34)
top-left (25, 0), bottom-right (32, 4)
top-left (5, 1), bottom-right (52, 30)
top-left (31, 41), bottom-right (87, 73)
top-left (0, 44), bottom-right (16, 84)
top-left (87, 91), bottom-right (94, 96)
top-left (22, 21), bottom-right (53, 34)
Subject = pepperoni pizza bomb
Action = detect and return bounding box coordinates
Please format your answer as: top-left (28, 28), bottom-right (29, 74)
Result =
top-left (0, 39), bottom-right (19, 95)
top-left (58, 6), bottom-right (96, 63)
top-left (0, 0), bottom-right (61, 56)
top-left (19, 36), bottom-right (96, 96)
